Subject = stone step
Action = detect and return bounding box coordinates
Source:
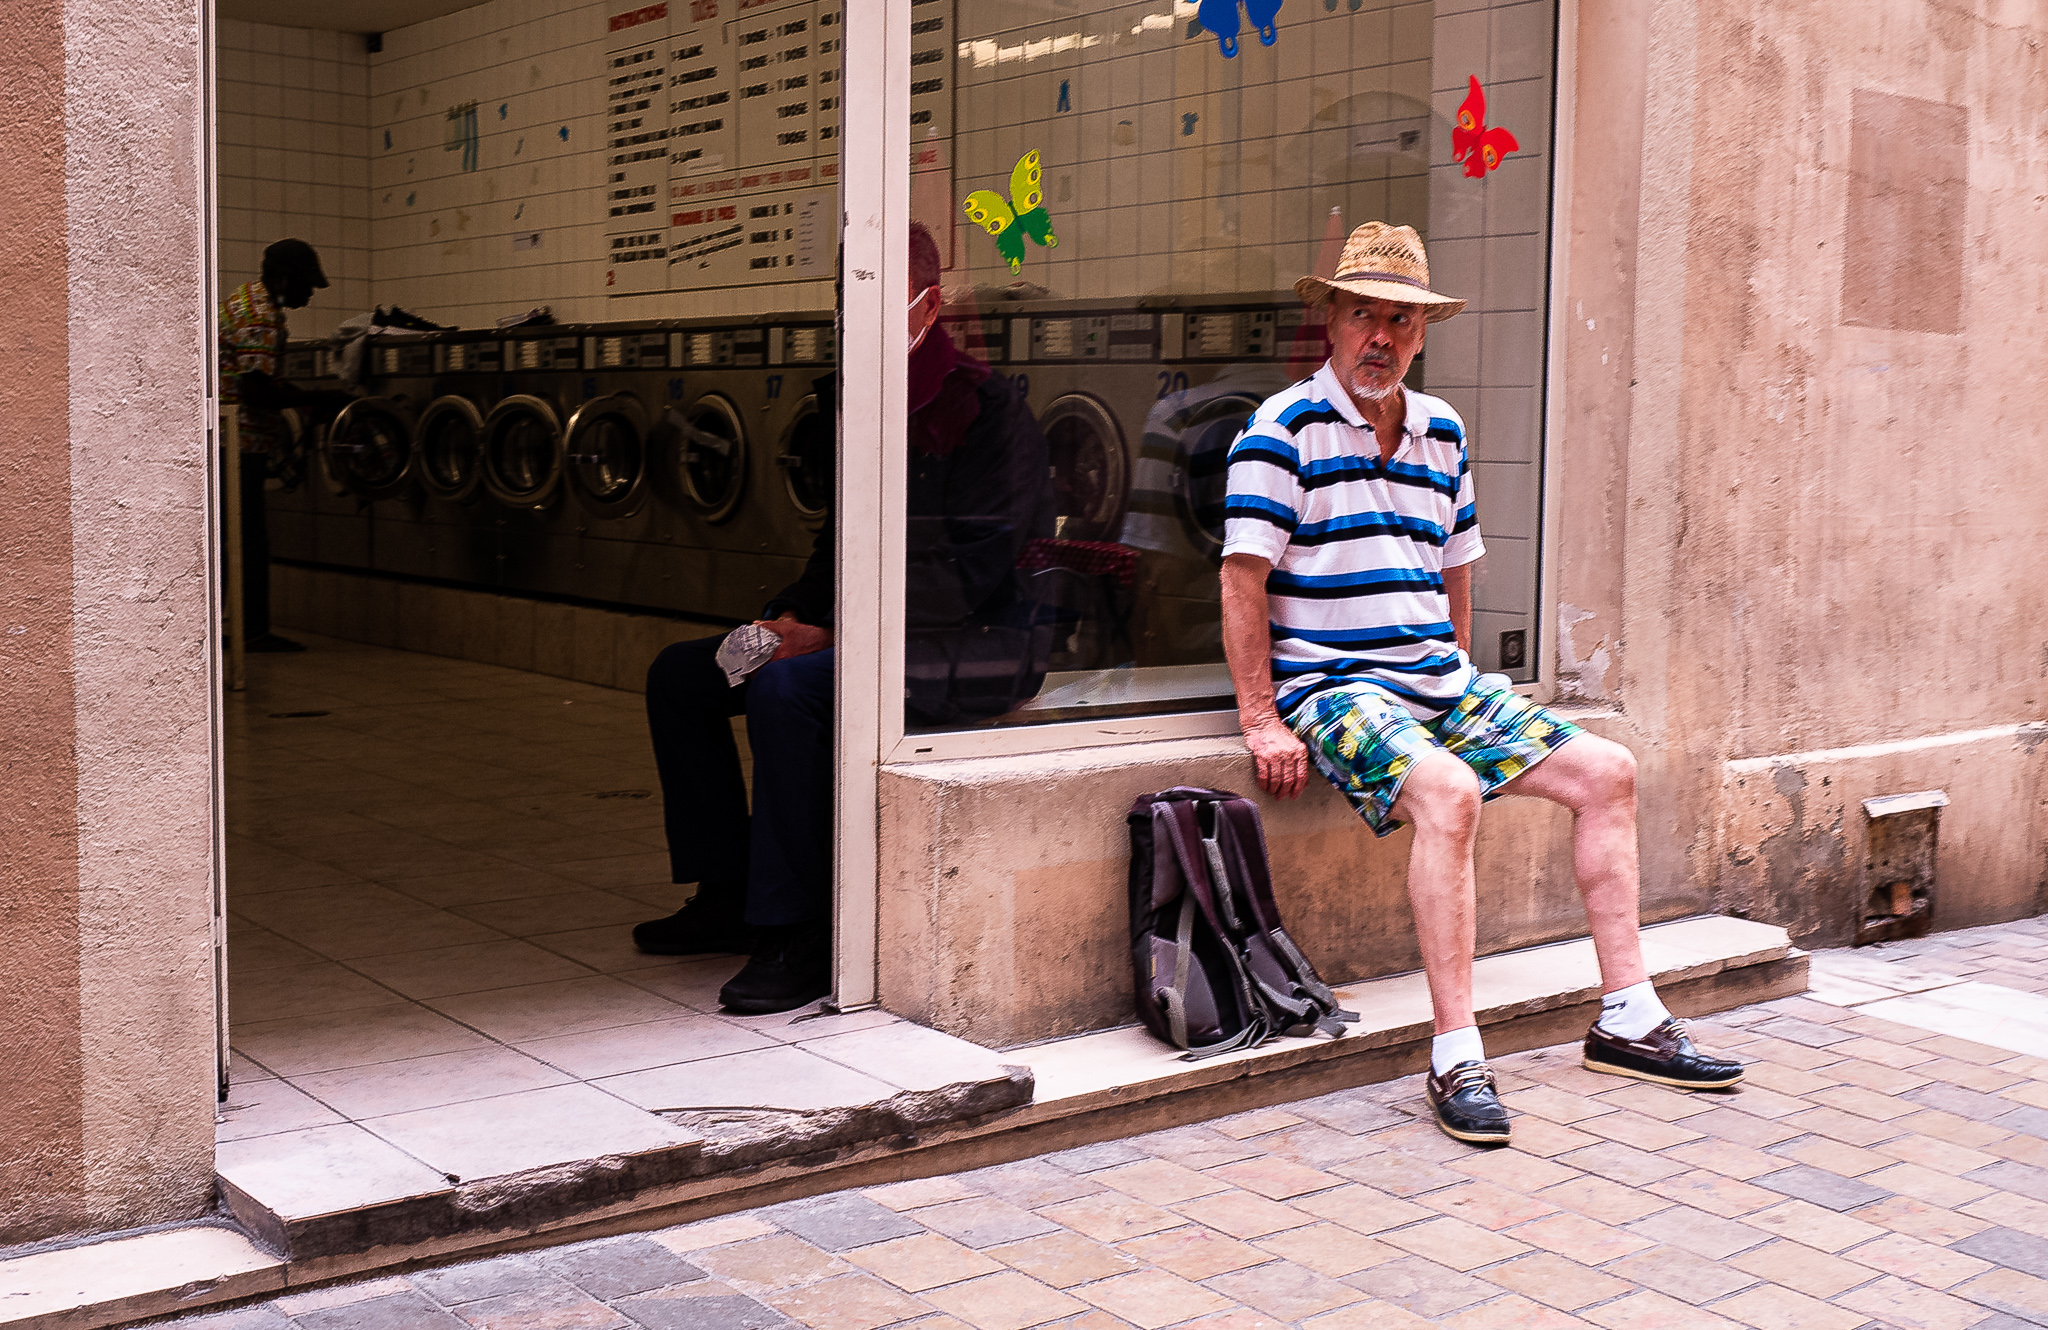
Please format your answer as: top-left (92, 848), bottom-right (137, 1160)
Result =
top-left (1015, 914), bottom-right (1800, 1114)
top-left (1, 916), bottom-right (1798, 1329)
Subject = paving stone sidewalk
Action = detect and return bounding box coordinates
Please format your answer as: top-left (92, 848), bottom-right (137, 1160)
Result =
top-left (165, 915), bottom-right (2048, 1330)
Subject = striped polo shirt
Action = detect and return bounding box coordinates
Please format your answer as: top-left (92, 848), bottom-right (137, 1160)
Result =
top-left (1221, 363), bottom-right (1484, 719)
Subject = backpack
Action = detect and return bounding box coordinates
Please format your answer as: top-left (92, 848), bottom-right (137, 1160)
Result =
top-left (1127, 786), bottom-right (1358, 1059)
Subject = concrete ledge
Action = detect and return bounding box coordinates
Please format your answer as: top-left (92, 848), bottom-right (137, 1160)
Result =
top-left (879, 730), bottom-right (1714, 1047)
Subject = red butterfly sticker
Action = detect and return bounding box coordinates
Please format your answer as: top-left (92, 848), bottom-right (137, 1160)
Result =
top-left (1452, 76), bottom-right (1519, 178)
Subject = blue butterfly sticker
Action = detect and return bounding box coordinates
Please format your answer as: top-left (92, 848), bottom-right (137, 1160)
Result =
top-left (1197, 0), bottom-right (1280, 56)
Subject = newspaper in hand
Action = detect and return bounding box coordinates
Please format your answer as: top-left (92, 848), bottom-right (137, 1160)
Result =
top-left (714, 622), bottom-right (781, 686)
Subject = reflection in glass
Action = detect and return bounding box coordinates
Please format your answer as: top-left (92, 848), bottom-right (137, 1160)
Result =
top-left (899, 234), bottom-right (1058, 726)
top-left (906, 0), bottom-right (1557, 729)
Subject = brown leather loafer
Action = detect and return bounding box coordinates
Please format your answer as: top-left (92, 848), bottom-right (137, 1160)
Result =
top-left (1584, 1018), bottom-right (1744, 1089)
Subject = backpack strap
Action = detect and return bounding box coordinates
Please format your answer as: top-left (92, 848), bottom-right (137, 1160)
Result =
top-left (1157, 889), bottom-right (1194, 1049)
top-left (1156, 886), bottom-right (1267, 1060)
top-left (1152, 799), bottom-right (1271, 1060)
top-left (1214, 797), bottom-right (1360, 1029)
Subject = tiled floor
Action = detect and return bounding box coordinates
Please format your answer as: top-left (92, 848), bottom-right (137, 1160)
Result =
top-left (220, 634), bottom-right (1011, 1208)
top-left (175, 914), bottom-right (2048, 1330)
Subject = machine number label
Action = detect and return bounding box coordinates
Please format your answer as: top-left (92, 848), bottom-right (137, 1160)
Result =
top-left (1156, 371), bottom-right (1190, 399)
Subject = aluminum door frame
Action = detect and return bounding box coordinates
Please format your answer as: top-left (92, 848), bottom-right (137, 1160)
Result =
top-left (832, 0), bottom-right (909, 1012)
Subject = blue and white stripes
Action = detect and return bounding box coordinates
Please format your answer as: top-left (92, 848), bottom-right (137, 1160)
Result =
top-left (1221, 364), bottom-right (1484, 719)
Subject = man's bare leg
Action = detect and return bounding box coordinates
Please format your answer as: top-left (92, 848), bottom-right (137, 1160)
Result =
top-left (1392, 751), bottom-right (1511, 1142)
top-left (1494, 734), bottom-right (1649, 994)
top-left (1389, 751), bottom-right (1485, 1036)
top-left (1504, 733), bottom-right (1744, 1088)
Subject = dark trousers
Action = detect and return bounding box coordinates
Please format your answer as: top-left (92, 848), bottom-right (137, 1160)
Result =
top-left (228, 451), bottom-right (272, 640)
top-left (645, 634), bottom-right (834, 927)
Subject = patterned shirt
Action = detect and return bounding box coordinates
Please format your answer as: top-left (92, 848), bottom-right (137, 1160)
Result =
top-left (219, 280), bottom-right (286, 453)
top-left (1221, 363), bottom-right (1484, 718)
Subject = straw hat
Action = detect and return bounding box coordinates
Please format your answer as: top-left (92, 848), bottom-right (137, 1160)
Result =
top-left (1293, 222), bottom-right (1465, 322)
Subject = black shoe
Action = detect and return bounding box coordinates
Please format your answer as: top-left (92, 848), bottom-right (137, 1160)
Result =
top-left (245, 634), bottom-right (307, 653)
top-left (1426, 1060), bottom-right (1511, 1145)
top-left (718, 925), bottom-right (831, 1014)
top-left (1584, 1018), bottom-right (1745, 1089)
top-left (632, 892), bottom-right (751, 956)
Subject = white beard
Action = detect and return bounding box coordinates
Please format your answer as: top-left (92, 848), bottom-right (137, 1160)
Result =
top-left (1341, 362), bottom-right (1403, 403)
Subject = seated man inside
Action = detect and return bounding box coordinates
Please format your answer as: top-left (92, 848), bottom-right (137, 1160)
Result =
top-left (1219, 222), bottom-right (1742, 1146)
top-left (633, 222), bottom-right (1054, 1014)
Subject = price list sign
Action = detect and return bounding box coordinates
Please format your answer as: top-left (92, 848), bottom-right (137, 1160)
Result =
top-left (603, 0), bottom-right (954, 296)
top-left (604, 3), bottom-right (673, 293)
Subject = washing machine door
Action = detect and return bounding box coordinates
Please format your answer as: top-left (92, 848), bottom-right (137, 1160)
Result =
top-left (776, 393), bottom-right (831, 525)
top-left (481, 393), bottom-right (564, 508)
top-left (564, 392), bottom-right (650, 519)
top-left (414, 395), bottom-right (487, 502)
top-left (1040, 393), bottom-right (1130, 542)
top-left (321, 397), bottom-right (416, 500)
top-left (1170, 391), bottom-right (1264, 562)
top-left (669, 393), bottom-right (748, 523)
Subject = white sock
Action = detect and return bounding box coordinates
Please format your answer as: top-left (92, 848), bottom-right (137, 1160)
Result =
top-left (1598, 980), bottom-right (1672, 1040)
top-left (1431, 1025), bottom-right (1485, 1076)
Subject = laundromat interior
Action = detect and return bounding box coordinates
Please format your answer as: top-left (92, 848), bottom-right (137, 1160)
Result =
top-left (202, 0), bottom-right (1794, 1261)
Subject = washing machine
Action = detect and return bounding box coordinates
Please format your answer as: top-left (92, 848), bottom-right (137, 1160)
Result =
top-left (758, 317), bottom-right (837, 557)
top-left (266, 331), bottom-right (436, 579)
top-left (466, 325), bottom-right (604, 603)
top-left (652, 314), bottom-right (834, 623)
top-left (323, 336), bottom-right (430, 503)
top-left (262, 340), bottom-right (337, 570)
top-left (381, 328), bottom-right (512, 587)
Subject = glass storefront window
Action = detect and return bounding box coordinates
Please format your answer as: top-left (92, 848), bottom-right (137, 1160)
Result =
top-left (896, 0), bottom-right (1557, 733)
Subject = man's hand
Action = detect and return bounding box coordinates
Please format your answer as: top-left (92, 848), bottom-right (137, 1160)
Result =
top-left (757, 612), bottom-right (833, 661)
top-left (1244, 713), bottom-right (1311, 799)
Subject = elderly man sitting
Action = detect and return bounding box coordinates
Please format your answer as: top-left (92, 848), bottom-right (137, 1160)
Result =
top-left (1218, 222), bottom-right (1742, 1145)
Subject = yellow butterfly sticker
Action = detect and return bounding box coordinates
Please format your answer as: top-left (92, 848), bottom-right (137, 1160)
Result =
top-left (963, 150), bottom-right (1059, 273)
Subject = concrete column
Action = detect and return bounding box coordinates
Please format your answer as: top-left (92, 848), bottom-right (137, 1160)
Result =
top-left (0, 0), bottom-right (218, 1244)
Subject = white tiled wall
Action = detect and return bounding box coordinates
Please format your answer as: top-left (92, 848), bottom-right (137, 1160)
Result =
top-left (217, 21), bottom-right (374, 341)
top-left (366, 0), bottom-right (832, 328)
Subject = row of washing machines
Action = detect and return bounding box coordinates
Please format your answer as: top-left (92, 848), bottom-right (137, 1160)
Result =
top-left (271, 299), bottom-right (1320, 664)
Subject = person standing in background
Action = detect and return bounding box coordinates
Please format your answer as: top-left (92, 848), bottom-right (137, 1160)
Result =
top-left (218, 238), bottom-right (341, 653)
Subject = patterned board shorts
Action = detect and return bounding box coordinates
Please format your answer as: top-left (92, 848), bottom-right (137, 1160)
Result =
top-left (1283, 674), bottom-right (1584, 837)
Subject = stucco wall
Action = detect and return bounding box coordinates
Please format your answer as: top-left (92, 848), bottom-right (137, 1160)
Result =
top-left (1613, 0), bottom-right (2048, 942)
top-left (1, 0), bottom-right (88, 1249)
top-left (0, 0), bottom-right (219, 1246)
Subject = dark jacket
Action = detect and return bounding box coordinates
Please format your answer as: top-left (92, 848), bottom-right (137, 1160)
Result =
top-left (763, 325), bottom-right (1055, 725)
